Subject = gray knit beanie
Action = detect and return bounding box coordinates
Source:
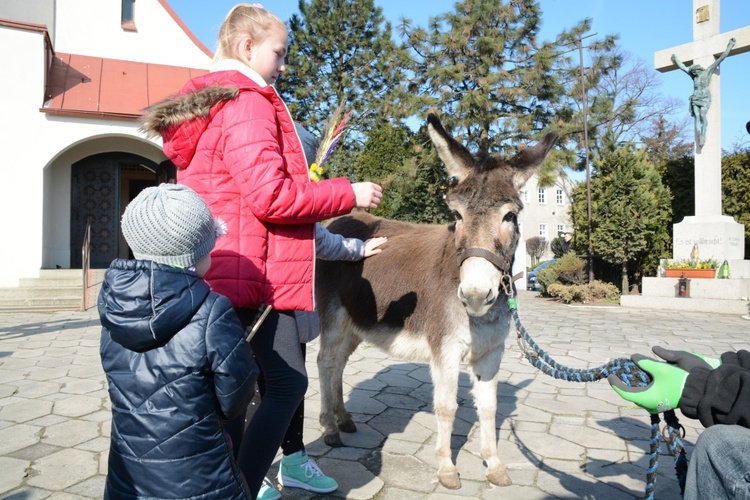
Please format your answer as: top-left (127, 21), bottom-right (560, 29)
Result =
top-left (121, 183), bottom-right (216, 268)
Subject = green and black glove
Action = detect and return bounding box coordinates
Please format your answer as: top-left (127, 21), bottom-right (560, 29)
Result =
top-left (607, 354), bottom-right (688, 414)
top-left (652, 346), bottom-right (721, 371)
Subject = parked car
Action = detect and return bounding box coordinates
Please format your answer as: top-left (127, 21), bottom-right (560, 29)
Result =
top-left (527, 259), bottom-right (558, 291)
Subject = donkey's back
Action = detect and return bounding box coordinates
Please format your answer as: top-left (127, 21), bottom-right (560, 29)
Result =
top-left (316, 212), bottom-right (462, 360)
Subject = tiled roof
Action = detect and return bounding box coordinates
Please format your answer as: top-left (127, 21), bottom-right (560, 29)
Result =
top-left (42, 53), bottom-right (208, 119)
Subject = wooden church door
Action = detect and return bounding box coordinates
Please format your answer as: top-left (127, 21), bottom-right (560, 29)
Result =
top-left (70, 153), bottom-right (167, 268)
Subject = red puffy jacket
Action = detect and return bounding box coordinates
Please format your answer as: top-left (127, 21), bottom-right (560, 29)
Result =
top-left (141, 70), bottom-right (356, 311)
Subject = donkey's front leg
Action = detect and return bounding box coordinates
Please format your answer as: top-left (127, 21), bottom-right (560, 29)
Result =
top-left (430, 358), bottom-right (461, 489)
top-left (472, 374), bottom-right (511, 486)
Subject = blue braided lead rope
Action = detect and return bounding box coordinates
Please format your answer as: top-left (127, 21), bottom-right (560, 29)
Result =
top-left (508, 297), bottom-right (688, 499)
top-left (663, 410), bottom-right (689, 496)
top-left (646, 414), bottom-right (661, 500)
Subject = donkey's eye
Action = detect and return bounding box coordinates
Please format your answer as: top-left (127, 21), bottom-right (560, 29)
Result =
top-left (452, 210), bottom-right (463, 223)
top-left (503, 212), bottom-right (517, 225)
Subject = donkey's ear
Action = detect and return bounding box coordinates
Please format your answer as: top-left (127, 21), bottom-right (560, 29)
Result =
top-left (427, 114), bottom-right (475, 182)
top-left (511, 132), bottom-right (558, 190)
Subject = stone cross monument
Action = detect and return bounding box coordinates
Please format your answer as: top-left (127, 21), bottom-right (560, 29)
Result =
top-left (654, 0), bottom-right (749, 261)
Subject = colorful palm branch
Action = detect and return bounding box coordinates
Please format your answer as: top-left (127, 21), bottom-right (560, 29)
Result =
top-left (309, 104), bottom-right (352, 182)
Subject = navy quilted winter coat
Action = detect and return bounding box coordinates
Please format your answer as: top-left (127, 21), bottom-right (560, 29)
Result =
top-left (98, 259), bottom-right (257, 499)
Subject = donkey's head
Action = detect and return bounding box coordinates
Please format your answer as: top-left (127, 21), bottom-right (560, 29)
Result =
top-left (427, 114), bottom-right (557, 317)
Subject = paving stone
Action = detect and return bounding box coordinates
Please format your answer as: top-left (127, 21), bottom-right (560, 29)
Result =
top-left (39, 392), bottom-right (75, 403)
top-left (43, 348), bottom-right (78, 359)
top-left (71, 356), bottom-right (101, 367)
top-left (66, 365), bottom-right (103, 379)
top-left (381, 487), bottom-right (427, 499)
top-left (0, 456), bottom-right (30, 495)
top-left (380, 437), bottom-right (423, 456)
top-left (0, 423), bottom-right (42, 454)
top-left (98, 449), bottom-right (109, 476)
top-left (25, 416), bottom-right (69, 430)
top-left (8, 443), bottom-right (64, 461)
top-left (0, 485), bottom-right (55, 499)
top-left (0, 383), bottom-right (16, 398)
top-left (0, 358), bottom-right (39, 371)
top-left (549, 422), bottom-right (627, 451)
top-left (376, 371), bottom-right (423, 389)
top-left (344, 393), bottom-right (387, 415)
top-left (336, 422), bottom-right (384, 449)
top-left (368, 409), bottom-right (432, 443)
top-left (512, 429), bottom-right (585, 461)
top-left (0, 399), bottom-right (53, 423)
top-left (366, 451), bottom-right (435, 493)
top-left (479, 484), bottom-right (552, 500)
top-left (35, 357), bottom-right (74, 369)
top-left (74, 437), bottom-right (109, 453)
top-left (14, 381), bottom-right (62, 399)
top-left (64, 474), bottom-right (106, 498)
top-left (26, 367), bottom-right (69, 382)
top-left (79, 410), bottom-right (111, 423)
top-left (53, 395), bottom-right (102, 418)
top-left (0, 369), bottom-right (24, 384)
top-left (43, 420), bottom-right (100, 448)
top-left (27, 448), bottom-right (98, 491)
top-left (60, 379), bottom-right (103, 396)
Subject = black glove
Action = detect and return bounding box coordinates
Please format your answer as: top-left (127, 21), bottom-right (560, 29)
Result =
top-left (652, 346), bottom-right (721, 372)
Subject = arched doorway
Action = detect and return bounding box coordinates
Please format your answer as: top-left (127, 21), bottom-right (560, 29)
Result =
top-left (70, 152), bottom-right (175, 268)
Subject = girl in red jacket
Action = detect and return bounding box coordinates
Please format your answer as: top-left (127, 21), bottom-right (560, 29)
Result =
top-left (141, 5), bottom-right (382, 499)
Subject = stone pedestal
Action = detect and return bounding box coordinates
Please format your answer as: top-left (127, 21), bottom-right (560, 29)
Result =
top-left (621, 259), bottom-right (750, 315)
top-left (673, 215), bottom-right (746, 260)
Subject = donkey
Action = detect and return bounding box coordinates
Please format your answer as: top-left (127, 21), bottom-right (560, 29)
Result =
top-left (315, 114), bottom-right (557, 489)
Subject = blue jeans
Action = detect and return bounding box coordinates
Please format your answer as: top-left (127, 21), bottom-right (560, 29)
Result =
top-left (685, 424), bottom-right (750, 499)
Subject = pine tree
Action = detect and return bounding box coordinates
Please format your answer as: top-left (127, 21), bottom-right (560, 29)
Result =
top-left (397, 0), bottom-right (570, 152)
top-left (352, 123), bottom-right (415, 218)
top-left (574, 146), bottom-right (671, 291)
top-left (277, 0), bottom-right (406, 153)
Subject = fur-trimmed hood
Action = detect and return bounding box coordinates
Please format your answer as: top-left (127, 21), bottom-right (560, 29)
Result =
top-left (140, 86), bottom-right (239, 140)
top-left (139, 71), bottom-right (274, 168)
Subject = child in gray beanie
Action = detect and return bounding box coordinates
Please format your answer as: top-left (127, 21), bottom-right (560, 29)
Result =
top-left (98, 183), bottom-right (257, 499)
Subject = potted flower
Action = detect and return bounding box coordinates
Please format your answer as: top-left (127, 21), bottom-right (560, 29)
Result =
top-left (664, 258), bottom-right (719, 279)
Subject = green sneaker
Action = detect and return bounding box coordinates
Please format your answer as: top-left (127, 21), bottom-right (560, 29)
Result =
top-left (278, 450), bottom-right (338, 493)
top-left (256, 477), bottom-right (280, 500)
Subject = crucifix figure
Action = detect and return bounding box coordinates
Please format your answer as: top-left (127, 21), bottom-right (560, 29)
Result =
top-left (653, 0), bottom-right (748, 261)
top-left (671, 37), bottom-right (735, 147)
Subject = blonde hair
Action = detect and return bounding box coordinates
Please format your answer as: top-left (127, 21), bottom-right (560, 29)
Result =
top-left (213, 4), bottom-right (286, 63)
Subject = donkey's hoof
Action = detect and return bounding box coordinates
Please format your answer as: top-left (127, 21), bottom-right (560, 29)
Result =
top-left (437, 469), bottom-right (461, 489)
top-left (324, 432), bottom-right (344, 448)
top-left (487, 464), bottom-right (512, 486)
top-left (337, 419), bottom-right (357, 434)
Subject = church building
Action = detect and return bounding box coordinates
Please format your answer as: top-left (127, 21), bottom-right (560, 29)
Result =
top-left (0, 0), bottom-right (211, 288)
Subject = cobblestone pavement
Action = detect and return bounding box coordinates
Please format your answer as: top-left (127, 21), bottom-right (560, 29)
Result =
top-left (1, 291), bottom-right (748, 499)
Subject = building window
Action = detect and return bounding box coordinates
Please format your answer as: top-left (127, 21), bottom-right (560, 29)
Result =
top-left (556, 189), bottom-right (564, 205)
top-left (557, 224), bottom-right (565, 235)
top-left (122, 0), bottom-right (136, 30)
top-left (538, 187), bottom-right (546, 204)
top-left (539, 224), bottom-right (547, 239)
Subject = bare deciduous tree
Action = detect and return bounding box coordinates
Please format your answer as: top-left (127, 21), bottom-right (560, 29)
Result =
top-left (526, 236), bottom-right (548, 266)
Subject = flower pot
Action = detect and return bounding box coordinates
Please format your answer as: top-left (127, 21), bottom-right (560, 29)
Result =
top-left (664, 268), bottom-right (717, 279)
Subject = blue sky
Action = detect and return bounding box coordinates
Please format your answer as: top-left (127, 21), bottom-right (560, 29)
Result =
top-left (169, 0), bottom-right (750, 151)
